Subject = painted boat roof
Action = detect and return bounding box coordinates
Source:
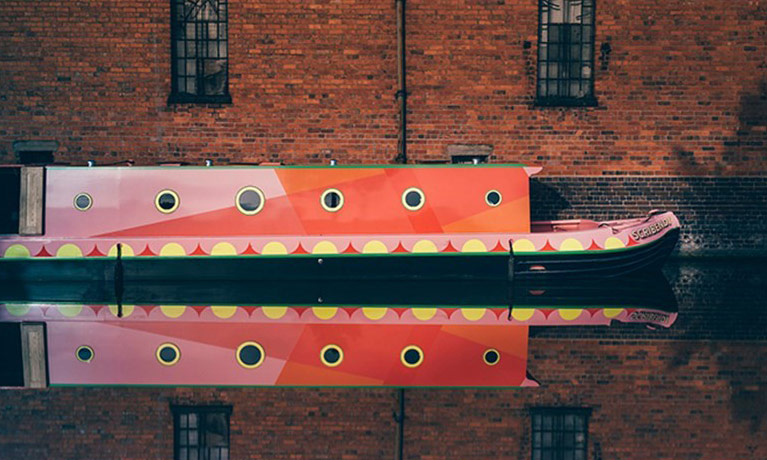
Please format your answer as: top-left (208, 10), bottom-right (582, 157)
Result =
top-left (46, 163), bottom-right (533, 170)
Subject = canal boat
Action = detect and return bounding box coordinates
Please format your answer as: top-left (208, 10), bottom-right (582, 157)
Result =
top-left (0, 164), bottom-right (680, 282)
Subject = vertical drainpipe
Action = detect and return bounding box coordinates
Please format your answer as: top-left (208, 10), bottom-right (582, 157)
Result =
top-left (395, 0), bottom-right (407, 164)
top-left (393, 388), bottom-right (406, 460)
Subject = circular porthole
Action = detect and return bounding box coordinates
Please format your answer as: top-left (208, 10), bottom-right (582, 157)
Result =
top-left (236, 186), bottom-right (265, 215)
top-left (400, 345), bottom-right (424, 368)
top-left (320, 344), bottom-right (344, 367)
top-left (402, 188), bottom-right (425, 211)
top-left (73, 193), bottom-right (93, 212)
top-left (483, 348), bottom-right (500, 366)
top-left (76, 345), bottom-right (94, 363)
top-left (320, 188), bottom-right (344, 212)
top-left (236, 341), bottom-right (265, 369)
top-left (155, 190), bottom-right (180, 214)
top-left (156, 343), bottom-right (181, 366)
top-left (485, 190), bottom-right (502, 207)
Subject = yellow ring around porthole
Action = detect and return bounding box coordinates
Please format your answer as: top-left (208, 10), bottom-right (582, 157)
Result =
top-left (483, 348), bottom-right (500, 366)
top-left (156, 343), bottom-right (181, 366)
top-left (154, 189), bottom-right (180, 214)
top-left (400, 345), bottom-right (424, 368)
top-left (236, 341), bottom-right (265, 369)
top-left (320, 344), bottom-right (344, 367)
top-left (401, 187), bottom-right (425, 211)
top-left (73, 192), bottom-right (93, 211)
top-left (76, 345), bottom-right (94, 363)
top-left (235, 186), bottom-right (266, 215)
top-left (485, 190), bottom-right (502, 207)
top-left (320, 188), bottom-right (345, 212)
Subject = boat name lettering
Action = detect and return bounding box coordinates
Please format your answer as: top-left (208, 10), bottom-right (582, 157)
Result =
top-left (628, 311), bottom-right (670, 324)
top-left (630, 218), bottom-right (671, 240)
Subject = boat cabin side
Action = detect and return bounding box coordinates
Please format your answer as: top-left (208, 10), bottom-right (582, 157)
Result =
top-left (0, 164), bottom-right (539, 240)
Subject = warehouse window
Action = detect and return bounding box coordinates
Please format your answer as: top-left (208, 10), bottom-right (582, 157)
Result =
top-left (531, 408), bottom-right (590, 460)
top-left (170, 0), bottom-right (231, 104)
top-left (536, 0), bottom-right (596, 106)
top-left (172, 405), bottom-right (232, 460)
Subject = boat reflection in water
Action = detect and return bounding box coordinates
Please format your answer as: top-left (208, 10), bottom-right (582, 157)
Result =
top-left (0, 273), bottom-right (676, 388)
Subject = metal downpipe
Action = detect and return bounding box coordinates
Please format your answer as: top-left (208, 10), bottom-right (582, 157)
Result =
top-left (395, 0), bottom-right (407, 164)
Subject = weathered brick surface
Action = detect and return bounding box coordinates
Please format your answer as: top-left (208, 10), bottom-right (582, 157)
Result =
top-left (0, 0), bottom-right (765, 173)
top-left (531, 177), bottom-right (767, 254)
top-left (0, 341), bottom-right (764, 460)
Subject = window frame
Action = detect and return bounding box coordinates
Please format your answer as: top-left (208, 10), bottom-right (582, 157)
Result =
top-left (171, 405), bottom-right (233, 460)
top-left (169, 0), bottom-right (232, 105)
top-left (535, 0), bottom-right (597, 107)
top-left (530, 407), bottom-right (591, 460)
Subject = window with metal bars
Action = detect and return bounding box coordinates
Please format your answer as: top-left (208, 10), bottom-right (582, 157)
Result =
top-left (531, 408), bottom-right (590, 460)
top-left (536, 0), bottom-right (596, 106)
top-left (170, 0), bottom-right (230, 104)
top-left (172, 405), bottom-right (232, 460)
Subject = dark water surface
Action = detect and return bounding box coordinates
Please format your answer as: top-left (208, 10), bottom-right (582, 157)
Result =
top-left (532, 257), bottom-right (767, 340)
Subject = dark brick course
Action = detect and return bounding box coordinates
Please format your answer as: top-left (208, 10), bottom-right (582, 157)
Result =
top-left (532, 177), bottom-right (767, 254)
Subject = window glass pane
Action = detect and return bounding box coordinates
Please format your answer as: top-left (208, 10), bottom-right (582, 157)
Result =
top-left (548, 63), bottom-right (559, 78)
top-left (570, 62), bottom-right (581, 78)
top-left (570, 81), bottom-right (582, 97)
top-left (176, 41), bottom-right (186, 58)
top-left (189, 449), bottom-right (198, 460)
top-left (570, 45), bottom-right (581, 61)
top-left (547, 81), bottom-right (558, 96)
top-left (542, 432), bottom-right (552, 448)
top-left (548, 0), bottom-right (563, 23)
top-left (189, 430), bottom-right (198, 446)
top-left (179, 447), bottom-right (187, 460)
top-left (180, 414), bottom-right (188, 429)
top-left (549, 44), bottom-right (560, 61)
top-left (221, 449), bottom-right (229, 460)
top-left (542, 451), bottom-right (552, 460)
top-left (538, 80), bottom-right (547, 97)
top-left (549, 25), bottom-right (561, 42)
top-left (208, 42), bottom-right (219, 58)
top-left (219, 42), bottom-right (228, 58)
top-left (205, 413), bottom-right (229, 447)
top-left (564, 452), bottom-right (575, 460)
top-left (575, 450), bottom-right (585, 460)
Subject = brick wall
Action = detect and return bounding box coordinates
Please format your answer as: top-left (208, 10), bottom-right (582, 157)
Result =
top-left (530, 177), bottom-right (767, 254)
top-left (1, 0), bottom-right (765, 173)
top-left (1, 341), bottom-right (764, 460)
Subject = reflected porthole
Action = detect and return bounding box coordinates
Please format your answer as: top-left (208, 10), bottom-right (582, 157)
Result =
top-left (76, 345), bottom-right (94, 363)
top-left (483, 348), bottom-right (500, 366)
top-left (400, 345), bottom-right (424, 368)
top-left (402, 188), bottom-right (425, 211)
top-left (236, 186), bottom-right (265, 215)
top-left (320, 344), bottom-right (344, 367)
top-left (73, 193), bottom-right (93, 211)
top-left (236, 341), bottom-right (265, 369)
top-left (156, 343), bottom-right (181, 366)
top-left (320, 188), bottom-right (344, 212)
top-left (155, 190), bottom-right (180, 214)
top-left (485, 190), bottom-right (502, 207)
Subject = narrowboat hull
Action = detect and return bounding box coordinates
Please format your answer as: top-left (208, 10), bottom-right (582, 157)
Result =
top-left (0, 164), bottom-right (680, 282)
top-left (0, 212), bottom-right (680, 282)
